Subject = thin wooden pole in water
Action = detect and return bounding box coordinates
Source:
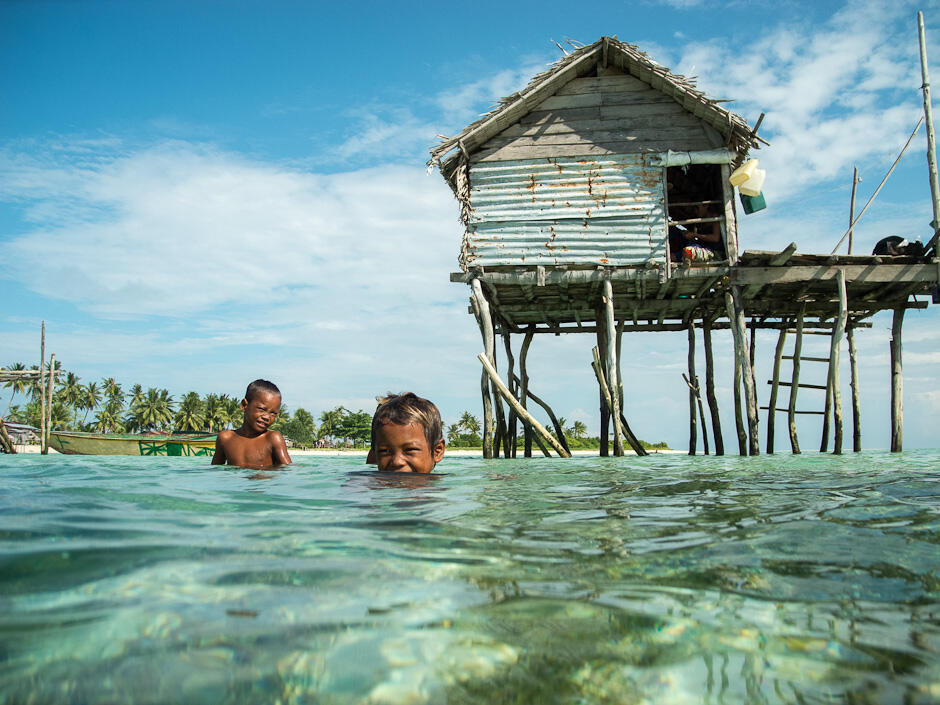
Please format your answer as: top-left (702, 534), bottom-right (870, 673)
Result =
top-left (596, 325), bottom-right (609, 457)
top-left (470, 279), bottom-right (495, 458)
top-left (703, 317), bottom-right (724, 455)
top-left (767, 324), bottom-right (788, 454)
top-left (520, 326), bottom-right (534, 457)
top-left (502, 332), bottom-right (518, 458)
top-left (40, 322), bottom-right (46, 455)
top-left (45, 354), bottom-right (55, 453)
top-left (789, 306), bottom-right (805, 454)
top-left (732, 343), bottom-right (747, 456)
top-left (603, 280), bottom-right (624, 456)
top-left (687, 322), bottom-right (698, 455)
top-left (478, 353), bottom-right (570, 458)
top-left (848, 328), bottom-right (862, 452)
top-left (828, 270), bottom-right (848, 454)
top-left (890, 306), bottom-right (905, 452)
top-left (726, 288), bottom-right (759, 454)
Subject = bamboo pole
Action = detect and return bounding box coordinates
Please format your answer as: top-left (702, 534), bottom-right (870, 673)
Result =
top-left (470, 279), bottom-right (495, 458)
top-left (45, 354), bottom-right (55, 453)
top-left (603, 280), bottom-right (624, 456)
top-left (726, 288), bottom-right (760, 454)
top-left (520, 326), bottom-right (534, 457)
top-left (596, 325), bottom-right (610, 457)
top-left (789, 306), bottom-right (805, 454)
top-left (703, 318), bottom-right (724, 455)
top-left (478, 353), bottom-right (570, 457)
top-left (40, 322), bottom-right (46, 455)
top-left (766, 325), bottom-right (788, 454)
top-left (687, 322), bottom-right (697, 455)
top-left (919, 11), bottom-right (940, 254)
top-left (502, 332), bottom-right (518, 457)
top-left (848, 328), bottom-right (861, 452)
top-left (890, 306), bottom-right (905, 452)
top-left (827, 271), bottom-right (849, 454)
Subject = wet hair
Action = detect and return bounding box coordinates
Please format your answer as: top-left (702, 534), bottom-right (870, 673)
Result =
top-left (371, 392), bottom-right (443, 448)
top-left (244, 379), bottom-right (281, 403)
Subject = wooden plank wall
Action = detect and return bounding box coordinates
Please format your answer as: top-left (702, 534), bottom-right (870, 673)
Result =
top-left (473, 69), bottom-right (713, 162)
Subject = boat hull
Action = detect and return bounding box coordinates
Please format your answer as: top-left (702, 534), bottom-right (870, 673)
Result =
top-left (48, 431), bottom-right (217, 457)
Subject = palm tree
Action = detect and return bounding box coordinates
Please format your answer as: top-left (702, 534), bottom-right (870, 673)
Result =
top-left (131, 387), bottom-right (175, 432)
top-left (57, 372), bottom-right (83, 410)
top-left (102, 378), bottom-right (123, 407)
top-left (49, 401), bottom-right (72, 430)
top-left (81, 382), bottom-right (102, 425)
top-left (447, 423), bottom-right (460, 445)
top-left (571, 420), bottom-right (588, 439)
top-left (222, 395), bottom-right (241, 429)
top-left (458, 411), bottom-right (481, 435)
top-left (319, 407), bottom-right (346, 444)
top-left (3, 363), bottom-right (27, 417)
top-left (94, 399), bottom-right (125, 433)
top-left (128, 384), bottom-right (144, 408)
top-left (174, 392), bottom-right (206, 432)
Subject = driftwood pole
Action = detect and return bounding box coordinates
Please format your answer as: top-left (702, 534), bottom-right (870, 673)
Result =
top-left (828, 270), bottom-right (848, 454)
top-left (40, 322), bottom-right (46, 455)
top-left (603, 280), bottom-right (624, 456)
top-left (45, 353), bottom-right (55, 452)
top-left (918, 11), bottom-right (940, 253)
top-left (890, 307), bottom-right (905, 452)
top-left (725, 288), bottom-right (759, 454)
top-left (478, 353), bottom-right (570, 457)
top-left (702, 318), bottom-right (724, 455)
top-left (596, 326), bottom-right (610, 457)
top-left (766, 325), bottom-right (788, 454)
top-left (470, 279), bottom-right (495, 458)
top-left (520, 327), bottom-right (534, 457)
top-left (789, 306), bottom-right (805, 454)
top-left (687, 322), bottom-right (698, 455)
top-left (502, 332), bottom-right (518, 457)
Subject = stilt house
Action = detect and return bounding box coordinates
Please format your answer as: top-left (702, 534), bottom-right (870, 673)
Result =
top-left (430, 36), bottom-right (940, 458)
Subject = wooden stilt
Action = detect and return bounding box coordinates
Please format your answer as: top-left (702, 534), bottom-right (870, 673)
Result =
top-left (687, 322), bottom-right (698, 455)
top-left (478, 353), bottom-right (570, 457)
top-left (603, 280), bottom-right (624, 456)
top-left (508, 372), bottom-right (559, 457)
top-left (596, 320), bottom-right (609, 457)
top-left (848, 328), bottom-right (862, 452)
top-left (732, 342), bottom-right (747, 456)
top-left (702, 318), bottom-right (724, 456)
top-left (0, 418), bottom-right (15, 454)
top-left (502, 332), bottom-right (518, 457)
top-left (725, 288), bottom-right (759, 455)
top-left (767, 325), bottom-right (788, 454)
top-left (890, 306), bottom-right (904, 452)
top-left (470, 279), bottom-right (495, 458)
top-left (40, 322), bottom-right (46, 455)
top-left (45, 354), bottom-right (55, 452)
top-left (789, 306), bottom-right (805, 454)
top-left (592, 347), bottom-right (647, 456)
top-left (749, 317), bottom-right (756, 370)
top-left (829, 270), bottom-right (848, 454)
top-left (520, 327), bottom-right (534, 457)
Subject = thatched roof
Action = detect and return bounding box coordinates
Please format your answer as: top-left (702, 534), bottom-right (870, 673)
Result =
top-left (429, 36), bottom-right (761, 179)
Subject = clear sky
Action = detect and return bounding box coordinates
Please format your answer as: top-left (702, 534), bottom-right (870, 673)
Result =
top-left (2, 0), bottom-right (939, 450)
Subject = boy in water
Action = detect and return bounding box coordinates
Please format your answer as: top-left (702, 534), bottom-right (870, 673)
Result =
top-left (368, 392), bottom-right (445, 473)
top-left (212, 379), bottom-right (292, 468)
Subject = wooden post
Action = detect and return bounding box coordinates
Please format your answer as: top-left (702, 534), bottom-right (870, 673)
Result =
top-left (470, 279), bottom-right (495, 458)
top-left (725, 288), bottom-right (759, 455)
top-left (890, 307), bottom-right (905, 452)
top-left (596, 325), bottom-right (609, 457)
top-left (45, 353), bottom-right (55, 452)
top-left (789, 306), bottom-right (805, 454)
top-left (766, 325), bottom-right (788, 454)
top-left (702, 318), bottom-right (724, 456)
top-left (918, 11), bottom-right (940, 253)
top-left (848, 328), bottom-right (862, 452)
top-left (829, 270), bottom-right (848, 454)
top-left (478, 353), bottom-right (570, 457)
top-left (40, 322), bottom-right (46, 455)
top-left (732, 342), bottom-right (747, 456)
top-left (848, 166), bottom-right (859, 254)
top-left (0, 418), bottom-right (15, 454)
top-left (603, 280), bottom-right (624, 456)
top-left (520, 327), bottom-right (534, 457)
top-left (687, 322), bottom-right (698, 455)
top-left (502, 332), bottom-right (518, 458)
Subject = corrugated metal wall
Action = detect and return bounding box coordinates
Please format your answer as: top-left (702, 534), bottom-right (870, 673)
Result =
top-left (465, 154), bottom-right (666, 267)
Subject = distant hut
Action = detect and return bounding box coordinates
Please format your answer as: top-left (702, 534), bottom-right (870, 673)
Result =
top-left (430, 36), bottom-right (939, 459)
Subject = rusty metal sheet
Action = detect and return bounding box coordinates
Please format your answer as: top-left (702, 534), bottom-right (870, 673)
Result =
top-left (465, 154), bottom-right (666, 267)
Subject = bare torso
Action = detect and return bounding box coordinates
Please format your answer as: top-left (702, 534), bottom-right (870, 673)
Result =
top-left (212, 428), bottom-right (291, 469)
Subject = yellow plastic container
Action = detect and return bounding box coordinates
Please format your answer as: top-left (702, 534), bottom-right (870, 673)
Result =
top-left (729, 159), bottom-right (758, 187)
top-left (739, 168), bottom-right (766, 197)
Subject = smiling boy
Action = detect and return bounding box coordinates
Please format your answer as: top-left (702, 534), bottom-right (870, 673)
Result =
top-left (370, 392), bottom-right (445, 473)
top-left (212, 379), bottom-right (292, 469)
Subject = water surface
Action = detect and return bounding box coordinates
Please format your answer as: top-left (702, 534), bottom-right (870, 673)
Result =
top-left (1, 451), bottom-right (938, 703)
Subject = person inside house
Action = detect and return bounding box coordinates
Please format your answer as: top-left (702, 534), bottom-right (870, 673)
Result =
top-left (667, 167), bottom-right (725, 262)
top-left (212, 379), bottom-right (292, 469)
top-left (366, 392), bottom-right (445, 474)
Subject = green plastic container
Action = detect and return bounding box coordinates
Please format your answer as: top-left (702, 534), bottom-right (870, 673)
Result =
top-left (740, 191), bottom-right (766, 214)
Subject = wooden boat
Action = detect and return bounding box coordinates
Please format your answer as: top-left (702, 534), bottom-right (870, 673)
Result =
top-left (48, 431), bottom-right (217, 457)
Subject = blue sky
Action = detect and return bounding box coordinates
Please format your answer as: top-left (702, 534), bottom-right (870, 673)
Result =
top-left (2, 0), bottom-right (939, 450)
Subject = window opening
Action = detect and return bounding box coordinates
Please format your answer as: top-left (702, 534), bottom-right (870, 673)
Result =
top-left (666, 164), bottom-right (726, 264)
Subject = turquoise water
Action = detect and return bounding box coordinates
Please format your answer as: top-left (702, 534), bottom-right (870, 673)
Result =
top-left (1, 452), bottom-right (939, 704)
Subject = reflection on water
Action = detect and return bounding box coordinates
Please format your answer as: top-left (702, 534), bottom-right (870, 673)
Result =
top-left (0, 452), bottom-right (939, 703)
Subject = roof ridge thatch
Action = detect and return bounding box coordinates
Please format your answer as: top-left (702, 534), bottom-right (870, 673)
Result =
top-left (429, 36), bottom-right (760, 173)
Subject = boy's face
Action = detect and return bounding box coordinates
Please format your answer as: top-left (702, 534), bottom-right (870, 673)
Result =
top-left (240, 391), bottom-right (281, 434)
top-left (373, 421), bottom-right (444, 474)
